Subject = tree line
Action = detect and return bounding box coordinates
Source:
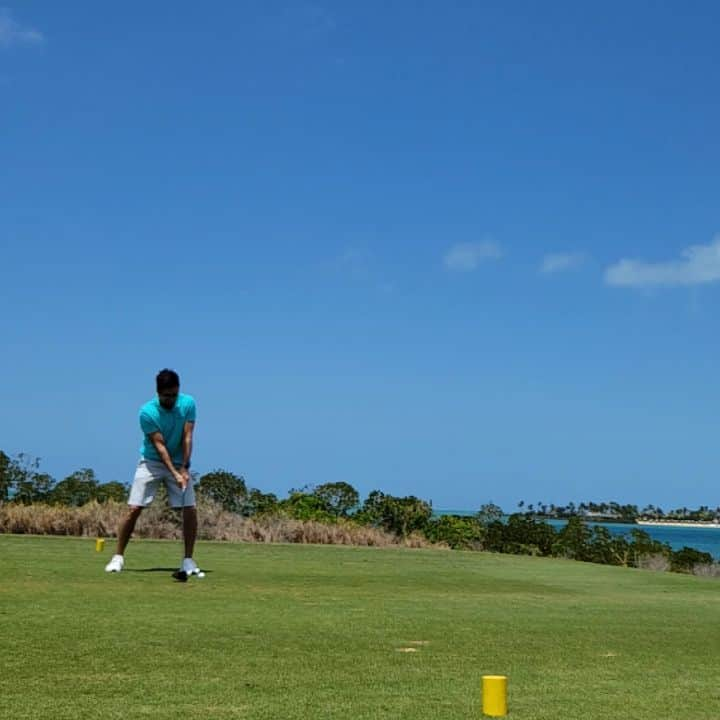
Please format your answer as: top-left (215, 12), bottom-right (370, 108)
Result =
top-left (0, 452), bottom-right (127, 506)
top-left (0, 451), bottom-right (716, 574)
top-left (516, 500), bottom-right (720, 522)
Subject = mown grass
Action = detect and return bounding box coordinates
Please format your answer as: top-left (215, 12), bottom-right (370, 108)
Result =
top-left (1, 535), bottom-right (719, 719)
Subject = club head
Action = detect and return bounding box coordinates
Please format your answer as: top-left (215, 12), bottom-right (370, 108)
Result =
top-left (172, 570), bottom-right (188, 583)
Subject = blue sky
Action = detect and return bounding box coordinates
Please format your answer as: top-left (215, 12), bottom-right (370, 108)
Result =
top-left (2, 2), bottom-right (719, 511)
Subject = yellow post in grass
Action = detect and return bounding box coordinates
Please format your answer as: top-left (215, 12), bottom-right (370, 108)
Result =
top-left (482, 675), bottom-right (508, 717)
top-left (95, 538), bottom-right (105, 552)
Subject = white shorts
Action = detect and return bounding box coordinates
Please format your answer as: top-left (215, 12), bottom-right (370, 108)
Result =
top-left (128, 459), bottom-right (196, 508)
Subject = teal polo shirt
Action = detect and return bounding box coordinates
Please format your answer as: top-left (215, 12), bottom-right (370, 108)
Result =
top-left (139, 393), bottom-right (196, 465)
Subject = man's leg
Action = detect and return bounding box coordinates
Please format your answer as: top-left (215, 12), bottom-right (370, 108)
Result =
top-left (115, 506), bottom-right (143, 555)
top-left (182, 506), bottom-right (197, 559)
top-left (106, 462), bottom-right (158, 572)
top-left (116, 461), bottom-right (158, 556)
top-left (106, 505), bottom-right (144, 572)
top-left (166, 476), bottom-right (200, 572)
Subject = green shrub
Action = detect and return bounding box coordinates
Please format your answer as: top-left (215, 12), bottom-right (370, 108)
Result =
top-left (552, 516), bottom-right (593, 561)
top-left (355, 491), bottom-right (432, 537)
top-left (671, 546), bottom-right (714, 573)
top-left (311, 482), bottom-right (359, 518)
top-left (196, 470), bottom-right (247, 513)
top-left (279, 491), bottom-right (335, 523)
top-left (49, 469), bottom-right (99, 507)
top-left (95, 482), bottom-right (129, 503)
top-left (424, 515), bottom-right (484, 549)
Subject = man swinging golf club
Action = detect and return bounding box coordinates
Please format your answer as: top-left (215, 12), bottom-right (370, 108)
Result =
top-left (105, 368), bottom-right (202, 577)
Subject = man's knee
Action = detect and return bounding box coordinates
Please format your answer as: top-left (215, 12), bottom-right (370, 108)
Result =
top-left (127, 506), bottom-right (143, 520)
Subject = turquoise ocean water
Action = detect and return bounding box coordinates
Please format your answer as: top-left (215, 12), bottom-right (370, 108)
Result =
top-left (435, 511), bottom-right (720, 559)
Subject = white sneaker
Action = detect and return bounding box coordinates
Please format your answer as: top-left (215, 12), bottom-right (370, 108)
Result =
top-left (105, 554), bottom-right (124, 573)
top-left (182, 557), bottom-right (201, 575)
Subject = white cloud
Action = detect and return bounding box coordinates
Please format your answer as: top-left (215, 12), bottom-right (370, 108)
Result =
top-left (540, 253), bottom-right (585, 274)
top-left (0, 8), bottom-right (44, 48)
top-left (443, 241), bottom-right (502, 272)
top-left (605, 236), bottom-right (720, 288)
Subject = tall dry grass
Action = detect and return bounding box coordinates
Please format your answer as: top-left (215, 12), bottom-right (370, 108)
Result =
top-left (692, 562), bottom-right (720, 578)
top-left (0, 500), bottom-right (436, 549)
top-left (636, 553), bottom-right (671, 572)
top-left (0, 501), bottom-right (124, 538)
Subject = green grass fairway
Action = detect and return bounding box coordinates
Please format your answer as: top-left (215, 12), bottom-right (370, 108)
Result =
top-left (1, 536), bottom-right (719, 719)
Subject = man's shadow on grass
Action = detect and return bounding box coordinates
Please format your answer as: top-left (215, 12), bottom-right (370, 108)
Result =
top-left (125, 567), bottom-right (212, 574)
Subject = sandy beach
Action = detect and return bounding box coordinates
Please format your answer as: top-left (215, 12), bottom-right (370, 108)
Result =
top-left (637, 520), bottom-right (720, 529)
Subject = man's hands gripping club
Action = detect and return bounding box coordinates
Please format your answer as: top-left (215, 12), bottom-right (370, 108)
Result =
top-left (148, 431), bottom-right (190, 489)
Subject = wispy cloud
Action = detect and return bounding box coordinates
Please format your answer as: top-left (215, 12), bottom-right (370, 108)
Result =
top-left (605, 236), bottom-right (720, 288)
top-left (540, 253), bottom-right (585, 274)
top-left (337, 246), bottom-right (369, 270)
top-left (0, 8), bottom-right (44, 49)
top-left (300, 4), bottom-right (336, 33)
top-left (273, 4), bottom-right (336, 38)
top-left (333, 246), bottom-right (395, 295)
top-left (443, 241), bottom-right (502, 272)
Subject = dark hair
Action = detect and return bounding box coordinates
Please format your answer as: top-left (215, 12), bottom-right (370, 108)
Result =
top-left (156, 369), bottom-right (180, 392)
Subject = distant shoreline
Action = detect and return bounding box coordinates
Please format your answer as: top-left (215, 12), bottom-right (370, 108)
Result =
top-left (434, 511), bottom-right (720, 529)
top-left (636, 520), bottom-right (720, 529)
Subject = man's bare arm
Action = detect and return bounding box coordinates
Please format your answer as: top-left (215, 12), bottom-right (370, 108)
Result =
top-left (182, 421), bottom-right (195, 469)
top-left (148, 432), bottom-right (187, 489)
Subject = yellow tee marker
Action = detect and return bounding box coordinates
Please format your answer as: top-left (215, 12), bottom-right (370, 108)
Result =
top-left (95, 538), bottom-right (105, 552)
top-left (482, 675), bottom-right (507, 717)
